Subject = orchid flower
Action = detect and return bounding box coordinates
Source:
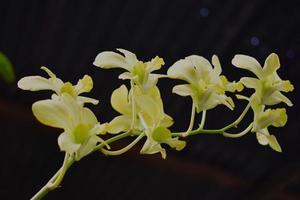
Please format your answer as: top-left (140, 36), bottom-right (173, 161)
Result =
top-left (232, 53), bottom-right (294, 107)
top-left (134, 86), bottom-right (185, 159)
top-left (32, 93), bottom-right (107, 160)
top-left (93, 48), bottom-right (165, 90)
top-left (251, 103), bottom-right (287, 152)
top-left (168, 55), bottom-right (242, 136)
top-left (232, 53), bottom-right (294, 152)
top-left (168, 55), bottom-right (243, 113)
top-left (17, 66), bottom-right (98, 105)
top-left (106, 84), bottom-right (140, 134)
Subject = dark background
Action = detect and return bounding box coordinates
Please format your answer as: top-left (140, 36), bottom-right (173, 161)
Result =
top-left (0, 0), bottom-right (299, 199)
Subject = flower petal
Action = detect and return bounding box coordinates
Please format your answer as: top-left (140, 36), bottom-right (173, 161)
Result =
top-left (135, 94), bottom-right (162, 124)
top-left (76, 135), bottom-right (99, 160)
top-left (41, 66), bottom-right (57, 78)
top-left (111, 85), bottom-right (131, 114)
top-left (186, 55), bottom-right (212, 72)
top-left (76, 96), bottom-right (99, 105)
top-left (58, 132), bottom-right (80, 153)
top-left (152, 127), bottom-right (186, 151)
top-left (18, 76), bottom-right (56, 91)
top-left (232, 55), bottom-right (263, 78)
top-left (118, 72), bottom-right (135, 80)
top-left (93, 51), bottom-right (130, 70)
top-left (32, 99), bottom-right (72, 129)
top-left (172, 84), bottom-right (193, 96)
top-left (167, 59), bottom-right (198, 84)
top-left (274, 80), bottom-right (294, 92)
top-left (75, 75), bottom-right (93, 94)
top-left (212, 55), bottom-right (222, 75)
top-left (240, 77), bottom-right (260, 89)
top-left (262, 53), bottom-right (280, 77)
top-left (263, 91), bottom-right (293, 106)
top-left (147, 56), bottom-right (165, 72)
top-left (268, 134), bottom-right (282, 152)
top-left (160, 114), bottom-right (174, 128)
top-left (80, 107), bottom-right (98, 128)
top-left (107, 115), bottom-right (131, 134)
top-left (253, 108), bottom-right (287, 131)
top-left (256, 131), bottom-right (269, 145)
top-left (116, 48), bottom-right (139, 67)
top-left (140, 138), bottom-right (166, 159)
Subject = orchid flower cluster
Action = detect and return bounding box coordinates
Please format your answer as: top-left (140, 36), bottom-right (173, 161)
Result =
top-left (18, 49), bottom-right (294, 200)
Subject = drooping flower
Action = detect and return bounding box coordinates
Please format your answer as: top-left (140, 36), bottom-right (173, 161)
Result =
top-left (133, 86), bottom-right (185, 159)
top-left (168, 55), bottom-right (243, 113)
top-left (251, 103), bottom-right (287, 152)
top-left (105, 84), bottom-right (139, 134)
top-left (18, 66), bottom-right (98, 105)
top-left (232, 53), bottom-right (294, 107)
top-left (32, 93), bottom-right (107, 160)
top-left (232, 53), bottom-right (294, 152)
top-left (93, 48), bottom-right (165, 90)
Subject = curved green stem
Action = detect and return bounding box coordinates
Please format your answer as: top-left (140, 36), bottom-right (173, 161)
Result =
top-left (223, 123), bottom-right (253, 138)
top-left (31, 153), bottom-right (75, 200)
top-left (101, 132), bottom-right (145, 156)
top-left (182, 102), bottom-right (196, 137)
top-left (93, 131), bottom-right (132, 152)
top-left (32, 131), bottom-right (134, 200)
top-left (172, 102), bottom-right (251, 137)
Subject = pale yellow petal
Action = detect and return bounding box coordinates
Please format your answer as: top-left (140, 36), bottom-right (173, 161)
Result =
top-left (107, 115), bottom-right (131, 134)
top-left (93, 51), bottom-right (130, 70)
top-left (32, 99), bottom-right (71, 129)
top-left (18, 76), bottom-right (55, 91)
top-left (111, 85), bottom-right (131, 114)
top-left (212, 55), bottom-right (222, 75)
top-left (75, 75), bottom-right (93, 94)
top-left (232, 55), bottom-right (263, 78)
top-left (172, 84), bottom-right (193, 96)
top-left (262, 53), bottom-right (280, 77)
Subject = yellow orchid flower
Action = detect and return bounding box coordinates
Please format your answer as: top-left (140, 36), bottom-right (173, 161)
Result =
top-left (134, 86), bottom-right (185, 159)
top-left (168, 55), bottom-right (242, 113)
top-left (232, 53), bottom-right (294, 107)
top-left (106, 84), bottom-right (140, 134)
top-left (32, 93), bottom-right (107, 160)
top-left (251, 107), bottom-right (287, 152)
top-left (93, 48), bottom-right (165, 90)
top-left (18, 66), bottom-right (98, 105)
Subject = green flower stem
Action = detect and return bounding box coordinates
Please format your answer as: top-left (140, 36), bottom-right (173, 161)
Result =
top-left (223, 123), bottom-right (253, 138)
top-left (93, 131), bottom-right (132, 151)
top-left (101, 132), bottom-right (145, 156)
top-left (182, 102), bottom-right (196, 137)
top-left (199, 110), bottom-right (207, 129)
top-left (172, 102), bottom-right (251, 137)
top-left (32, 132), bottom-right (134, 200)
top-left (31, 153), bottom-right (74, 200)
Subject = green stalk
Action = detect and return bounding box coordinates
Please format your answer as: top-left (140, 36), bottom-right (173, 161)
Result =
top-left (172, 102), bottom-right (251, 137)
top-left (31, 131), bottom-right (133, 200)
top-left (101, 132), bottom-right (145, 156)
top-left (31, 154), bottom-right (74, 200)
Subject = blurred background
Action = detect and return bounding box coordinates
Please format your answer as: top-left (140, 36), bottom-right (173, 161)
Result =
top-left (0, 0), bottom-right (299, 199)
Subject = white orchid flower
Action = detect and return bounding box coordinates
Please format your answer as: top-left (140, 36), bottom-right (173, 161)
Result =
top-left (168, 55), bottom-right (243, 113)
top-left (93, 48), bottom-right (165, 90)
top-left (32, 93), bottom-right (107, 160)
top-left (251, 105), bottom-right (287, 152)
top-left (232, 53), bottom-right (294, 107)
top-left (18, 66), bottom-right (98, 105)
